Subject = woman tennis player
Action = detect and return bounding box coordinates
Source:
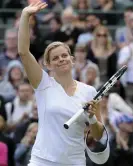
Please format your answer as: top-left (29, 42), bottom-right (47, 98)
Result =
top-left (18, 1), bottom-right (108, 166)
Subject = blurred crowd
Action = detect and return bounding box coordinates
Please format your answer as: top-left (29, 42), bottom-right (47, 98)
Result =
top-left (0, 0), bottom-right (133, 166)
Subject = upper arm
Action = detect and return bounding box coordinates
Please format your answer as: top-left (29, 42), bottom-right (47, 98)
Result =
top-left (19, 52), bottom-right (43, 89)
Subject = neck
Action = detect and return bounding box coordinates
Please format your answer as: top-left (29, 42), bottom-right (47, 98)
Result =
top-left (19, 98), bottom-right (28, 105)
top-left (54, 71), bottom-right (74, 89)
top-left (12, 79), bottom-right (22, 88)
top-left (92, 41), bottom-right (106, 50)
top-left (96, 43), bottom-right (106, 49)
top-left (87, 80), bottom-right (94, 86)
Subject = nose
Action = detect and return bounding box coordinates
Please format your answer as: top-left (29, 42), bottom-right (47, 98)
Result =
top-left (59, 56), bottom-right (64, 62)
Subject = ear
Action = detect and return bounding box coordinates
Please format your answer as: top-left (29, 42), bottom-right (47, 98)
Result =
top-left (44, 63), bottom-right (53, 71)
top-left (71, 56), bottom-right (75, 65)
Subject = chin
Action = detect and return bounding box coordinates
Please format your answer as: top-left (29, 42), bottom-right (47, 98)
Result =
top-left (58, 67), bottom-right (71, 74)
top-left (59, 65), bottom-right (70, 71)
top-left (60, 68), bottom-right (70, 73)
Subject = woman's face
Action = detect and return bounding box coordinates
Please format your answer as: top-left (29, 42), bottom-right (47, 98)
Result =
top-left (10, 67), bottom-right (23, 80)
top-left (96, 29), bottom-right (108, 45)
top-left (18, 83), bottom-right (33, 101)
top-left (48, 46), bottom-right (73, 75)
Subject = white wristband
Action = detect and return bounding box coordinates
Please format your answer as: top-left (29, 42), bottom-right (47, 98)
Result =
top-left (88, 115), bottom-right (97, 124)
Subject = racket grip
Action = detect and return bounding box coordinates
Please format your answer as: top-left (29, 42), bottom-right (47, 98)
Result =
top-left (64, 108), bottom-right (84, 129)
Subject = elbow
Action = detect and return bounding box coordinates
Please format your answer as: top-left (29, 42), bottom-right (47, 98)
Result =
top-left (91, 123), bottom-right (104, 141)
top-left (18, 50), bottom-right (29, 57)
top-left (97, 123), bottom-right (105, 140)
top-left (18, 44), bottom-right (29, 56)
top-left (92, 131), bottom-right (103, 141)
top-left (90, 131), bottom-right (103, 141)
top-left (95, 131), bottom-right (104, 141)
top-left (18, 51), bottom-right (26, 57)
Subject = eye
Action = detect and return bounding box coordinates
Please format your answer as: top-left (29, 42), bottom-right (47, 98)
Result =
top-left (62, 53), bottom-right (68, 58)
top-left (52, 56), bottom-right (58, 61)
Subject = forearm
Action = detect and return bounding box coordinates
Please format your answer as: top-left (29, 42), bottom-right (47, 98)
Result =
top-left (18, 11), bottom-right (30, 55)
top-left (89, 121), bottom-right (104, 141)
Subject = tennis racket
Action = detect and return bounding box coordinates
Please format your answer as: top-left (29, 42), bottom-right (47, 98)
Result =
top-left (64, 65), bottom-right (127, 129)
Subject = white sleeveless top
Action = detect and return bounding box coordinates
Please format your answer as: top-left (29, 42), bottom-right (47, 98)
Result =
top-left (31, 70), bottom-right (97, 165)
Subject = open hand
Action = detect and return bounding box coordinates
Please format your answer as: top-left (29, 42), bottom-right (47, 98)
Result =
top-left (23, 1), bottom-right (48, 15)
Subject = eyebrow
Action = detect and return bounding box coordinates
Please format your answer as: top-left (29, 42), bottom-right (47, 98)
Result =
top-left (53, 52), bottom-right (68, 57)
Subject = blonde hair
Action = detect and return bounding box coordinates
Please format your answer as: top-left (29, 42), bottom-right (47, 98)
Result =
top-left (93, 25), bottom-right (112, 50)
top-left (43, 41), bottom-right (71, 64)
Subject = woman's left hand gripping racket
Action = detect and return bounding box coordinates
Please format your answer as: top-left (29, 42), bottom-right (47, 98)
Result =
top-left (64, 65), bottom-right (127, 129)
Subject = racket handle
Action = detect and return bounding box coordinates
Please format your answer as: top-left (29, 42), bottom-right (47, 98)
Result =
top-left (64, 108), bottom-right (84, 129)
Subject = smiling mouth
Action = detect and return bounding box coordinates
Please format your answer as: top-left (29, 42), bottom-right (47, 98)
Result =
top-left (58, 64), bottom-right (67, 67)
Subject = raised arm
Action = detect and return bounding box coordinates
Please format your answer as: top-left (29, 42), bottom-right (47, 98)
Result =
top-left (18, 1), bottom-right (48, 89)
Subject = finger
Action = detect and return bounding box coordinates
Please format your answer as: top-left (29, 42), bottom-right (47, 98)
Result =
top-left (38, 2), bottom-right (47, 10)
top-left (88, 101), bottom-right (93, 106)
top-left (94, 103), bottom-right (100, 110)
top-left (40, 3), bottom-right (48, 9)
top-left (88, 111), bottom-right (95, 115)
top-left (93, 100), bottom-right (97, 104)
top-left (30, 3), bottom-right (35, 6)
top-left (89, 105), bottom-right (92, 110)
top-left (88, 107), bottom-right (96, 113)
top-left (89, 102), bottom-right (97, 108)
top-left (91, 101), bottom-right (98, 107)
top-left (88, 110), bottom-right (93, 115)
top-left (89, 107), bottom-right (96, 111)
top-left (88, 104), bottom-right (95, 111)
top-left (91, 100), bottom-right (97, 105)
top-left (33, 0), bottom-right (43, 7)
top-left (91, 104), bottom-right (97, 110)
